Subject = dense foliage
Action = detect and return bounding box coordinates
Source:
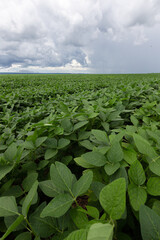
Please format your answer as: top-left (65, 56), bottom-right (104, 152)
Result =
top-left (0, 73), bottom-right (160, 240)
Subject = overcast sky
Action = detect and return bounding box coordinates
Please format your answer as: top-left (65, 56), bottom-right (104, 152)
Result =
top-left (0, 0), bottom-right (160, 73)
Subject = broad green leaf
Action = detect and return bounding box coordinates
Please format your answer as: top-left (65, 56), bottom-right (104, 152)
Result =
top-left (91, 181), bottom-right (105, 199)
top-left (4, 143), bottom-right (17, 162)
top-left (133, 133), bottom-right (158, 158)
top-left (152, 200), bottom-right (160, 216)
top-left (23, 140), bottom-right (35, 150)
top-left (58, 138), bottom-right (70, 149)
top-left (0, 164), bottom-right (14, 181)
top-left (4, 214), bottom-right (26, 232)
top-left (2, 185), bottom-right (23, 198)
top-left (99, 178), bottom-right (126, 220)
top-left (79, 206), bottom-right (99, 219)
top-left (44, 138), bottom-right (57, 148)
top-left (45, 149), bottom-right (58, 160)
top-left (30, 202), bottom-right (57, 238)
top-left (110, 167), bottom-right (128, 188)
top-left (104, 162), bottom-right (120, 176)
top-left (22, 181), bottom-right (38, 217)
top-left (39, 180), bottom-right (63, 197)
top-left (22, 172), bottom-right (38, 192)
top-left (149, 158), bottom-right (160, 176)
top-left (87, 223), bottom-right (113, 240)
top-left (0, 196), bottom-right (18, 217)
top-left (139, 205), bottom-right (160, 240)
top-left (147, 177), bottom-right (160, 196)
top-left (70, 208), bottom-right (88, 229)
top-left (130, 115), bottom-right (138, 127)
top-left (50, 162), bottom-right (73, 193)
top-left (91, 130), bottom-right (109, 145)
top-left (107, 141), bottom-right (123, 163)
top-left (72, 171), bottom-right (93, 197)
top-left (81, 152), bottom-right (106, 167)
top-left (73, 121), bottom-right (88, 131)
top-left (35, 137), bottom-right (47, 148)
top-left (59, 102), bottom-right (69, 113)
top-left (0, 215), bottom-right (24, 240)
top-left (123, 149), bottom-right (137, 165)
top-left (79, 140), bottom-right (94, 150)
top-left (40, 193), bottom-right (73, 218)
top-left (128, 160), bottom-right (146, 186)
top-left (78, 131), bottom-right (90, 141)
top-left (61, 118), bottom-right (73, 133)
top-left (15, 232), bottom-right (32, 240)
top-left (128, 184), bottom-right (147, 211)
top-left (37, 160), bottom-right (49, 170)
top-left (74, 157), bottom-right (95, 168)
top-left (65, 229), bottom-right (87, 240)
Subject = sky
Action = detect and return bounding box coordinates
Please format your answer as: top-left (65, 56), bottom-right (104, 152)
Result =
top-left (0, 0), bottom-right (160, 74)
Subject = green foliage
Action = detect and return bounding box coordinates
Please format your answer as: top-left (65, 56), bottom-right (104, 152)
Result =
top-left (100, 178), bottom-right (126, 220)
top-left (139, 205), bottom-right (160, 240)
top-left (1, 73), bottom-right (160, 239)
top-left (87, 223), bottom-right (113, 240)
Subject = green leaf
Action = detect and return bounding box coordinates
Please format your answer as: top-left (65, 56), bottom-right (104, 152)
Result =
top-left (70, 208), bottom-right (88, 229)
top-left (2, 185), bottom-right (23, 198)
top-left (72, 171), bottom-right (93, 197)
top-left (0, 164), bottom-right (14, 181)
top-left (65, 229), bottom-right (87, 240)
top-left (79, 206), bottom-right (99, 219)
top-left (91, 130), bottom-right (109, 145)
top-left (22, 172), bottom-right (38, 192)
top-left (40, 193), bottom-right (73, 218)
top-left (0, 196), bottom-right (18, 217)
top-left (133, 133), bottom-right (158, 158)
top-left (73, 121), bottom-right (88, 131)
top-left (24, 141), bottom-right (35, 150)
top-left (130, 115), bottom-right (138, 127)
top-left (152, 200), bottom-right (160, 216)
top-left (45, 149), bottom-right (58, 160)
top-left (61, 119), bottom-right (73, 133)
top-left (91, 181), bottom-right (105, 199)
top-left (39, 180), bottom-right (63, 197)
top-left (128, 160), bottom-right (146, 186)
top-left (139, 205), bottom-right (160, 240)
top-left (15, 232), bottom-right (32, 240)
top-left (87, 223), bottom-right (113, 240)
top-left (149, 158), bottom-right (160, 176)
top-left (4, 143), bottom-right (17, 162)
top-left (74, 157), bottom-right (95, 168)
top-left (35, 137), bottom-right (47, 148)
top-left (44, 138), bottom-right (57, 148)
top-left (22, 181), bottom-right (38, 217)
top-left (104, 162), bottom-right (120, 176)
top-left (50, 162), bottom-right (73, 193)
top-left (0, 215), bottom-right (24, 240)
top-left (29, 202), bottom-right (57, 238)
top-left (4, 214), bottom-right (26, 232)
top-left (58, 138), bottom-right (70, 149)
top-left (81, 152), bottom-right (106, 167)
top-left (147, 177), bottom-right (160, 196)
top-left (123, 149), bottom-right (137, 165)
top-left (128, 184), bottom-right (147, 211)
top-left (107, 141), bottom-right (123, 163)
top-left (99, 178), bottom-right (126, 220)
top-left (79, 140), bottom-right (94, 150)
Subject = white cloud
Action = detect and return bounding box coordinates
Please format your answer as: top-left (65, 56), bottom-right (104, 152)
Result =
top-left (0, 0), bottom-right (160, 73)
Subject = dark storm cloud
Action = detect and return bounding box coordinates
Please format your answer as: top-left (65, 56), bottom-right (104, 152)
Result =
top-left (0, 0), bottom-right (160, 73)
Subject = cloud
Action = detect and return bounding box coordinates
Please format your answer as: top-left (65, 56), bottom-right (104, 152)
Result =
top-left (0, 0), bottom-right (160, 73)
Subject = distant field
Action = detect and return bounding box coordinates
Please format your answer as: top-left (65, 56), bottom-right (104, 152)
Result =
top-left (0, 74), bottom-right (160, 240)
